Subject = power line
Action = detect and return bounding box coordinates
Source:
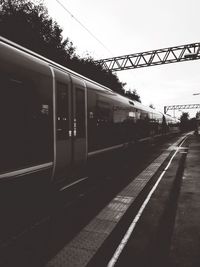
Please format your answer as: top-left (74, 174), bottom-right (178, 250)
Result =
top-left (55, 0), bottom-right (113, 56)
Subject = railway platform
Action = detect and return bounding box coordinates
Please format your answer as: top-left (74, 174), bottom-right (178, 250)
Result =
top-left (43, 134), bottom-right (200, 267)
top-left (109, 133), bottom-right (200, 267)
top-left (45, 132), bottom-right (200, 267)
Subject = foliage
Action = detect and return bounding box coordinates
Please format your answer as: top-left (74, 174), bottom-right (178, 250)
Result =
top-left (0, 0), bottom-right (75, 64)
top-left (180, 112), bottom-right (189, 123)
top-left (196, 111), bottom-right (200, 119)
top-left (0, 0), bottom-right (141, 101)
top-left (125, 89), bottom-right (141, 102)
top-left (68, 55), bottom-right (126, 95)
top-left (180, 112), bottom-right (196, 132)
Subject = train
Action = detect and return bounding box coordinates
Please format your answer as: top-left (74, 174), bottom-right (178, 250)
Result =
top-left (0, 36), bottom-right (179, 241)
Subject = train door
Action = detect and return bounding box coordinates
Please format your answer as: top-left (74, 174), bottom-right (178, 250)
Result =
top-left (71, 76), bottom-right (87, 166)
top-left (52, 67), bottom-right (72, 180)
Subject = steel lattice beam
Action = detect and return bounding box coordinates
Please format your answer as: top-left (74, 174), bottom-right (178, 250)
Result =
top-left (95, 43), bottom-right (200, 71)
top-left (164, 104), bottom-right (200, 114)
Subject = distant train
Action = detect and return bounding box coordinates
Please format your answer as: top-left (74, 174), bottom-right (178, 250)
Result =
top-left (0, 37), bottom-right (180, 242)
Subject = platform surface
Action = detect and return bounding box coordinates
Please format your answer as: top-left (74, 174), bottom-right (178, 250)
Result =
top-left (46, 133), bottom-right (200, 267)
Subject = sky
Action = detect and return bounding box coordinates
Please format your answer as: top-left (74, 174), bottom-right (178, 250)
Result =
top-left (43, 0), bottom-right (200, 118)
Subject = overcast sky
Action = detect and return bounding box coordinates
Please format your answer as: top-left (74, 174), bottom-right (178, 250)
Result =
top-left (43, 0), bottom-right (200, 118)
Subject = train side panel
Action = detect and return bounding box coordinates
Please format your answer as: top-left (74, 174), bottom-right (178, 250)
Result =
top-left (0, 41), bottom-right (54, 241)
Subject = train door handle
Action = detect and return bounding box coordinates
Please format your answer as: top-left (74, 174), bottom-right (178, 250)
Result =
top-left (73, 118), bottom-right (77, 137)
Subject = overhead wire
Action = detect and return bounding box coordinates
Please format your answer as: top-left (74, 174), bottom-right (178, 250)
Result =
top-left (55, 0), bottom-right (114, 56)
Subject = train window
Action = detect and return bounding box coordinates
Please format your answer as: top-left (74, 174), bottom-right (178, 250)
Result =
top-left (96, 100), bottom-right (110, 119)
top-left (96, 99), bottom-right (113, 148)
top-left (56, 82), bottom-right (69, 140)
top-left (0, 72), bottom-right (53, 174)
top-left (87, 90), bottom-right (97, 152)
top-left (76, 88), bottom-right (85, 138)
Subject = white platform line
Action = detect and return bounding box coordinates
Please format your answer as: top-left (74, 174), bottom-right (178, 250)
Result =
top-left (107, 137), bottom-right (187, 267)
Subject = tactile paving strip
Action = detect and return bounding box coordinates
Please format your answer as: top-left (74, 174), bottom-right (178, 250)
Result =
top-left (46, 137), bottom-right (184, 267)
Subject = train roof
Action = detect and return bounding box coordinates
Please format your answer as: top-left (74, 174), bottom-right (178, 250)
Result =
top-left (115, 93), bottom-right (164, 116)
top-left (0, 36), bottom-right (113, 93)
top-left (0, 36), bottom-right (176, 120)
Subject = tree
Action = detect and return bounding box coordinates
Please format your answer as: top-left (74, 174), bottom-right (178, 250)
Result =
top-left (125, 89), bottom-right (141, 102)
top-left (0, 0), bottom-right (76, 64)
top-left (180, 112), bottom-right (190, 131)
top-left (68, 55), bottom-right (126, 94)
top-left (196, 111), bottom-right (200, 119)
top-left (0, 0), bottom-right (141, 100)
top-left (180, 112), bottom-right (189, 122)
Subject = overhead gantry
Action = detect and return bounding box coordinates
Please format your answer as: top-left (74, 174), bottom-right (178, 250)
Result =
top-left (164, 104), bottom-right (200, 114)
top-left (95, 42), bottom-right (200, 71)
